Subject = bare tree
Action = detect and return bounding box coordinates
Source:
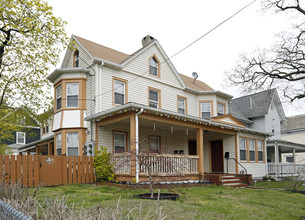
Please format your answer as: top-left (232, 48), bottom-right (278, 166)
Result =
top-left (226, 0), bottom-right (305, 103)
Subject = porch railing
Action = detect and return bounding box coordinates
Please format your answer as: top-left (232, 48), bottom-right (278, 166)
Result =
top-left (111, 152), bottom-right (131, 174)
top-left (111, 153), bottom-right (199, 175)
top-left (268, 162), bottom-right (305, 176)
top-left (139, 154), bottom-right (199, 175)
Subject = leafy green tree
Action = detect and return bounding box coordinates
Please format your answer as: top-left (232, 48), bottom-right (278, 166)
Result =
top-left (226, 0), bottom-right (305, 104)
top-left (0, 0), bottom-right (68, 151)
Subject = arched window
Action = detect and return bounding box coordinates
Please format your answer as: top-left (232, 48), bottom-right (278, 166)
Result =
top-left (73, 50), bottom-right (79, 67)
top-left (149, 56), bottom-right (159, 77)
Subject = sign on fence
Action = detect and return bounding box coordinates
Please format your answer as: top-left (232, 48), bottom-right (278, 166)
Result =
top-left (0, 155), bottom-right (95, 187)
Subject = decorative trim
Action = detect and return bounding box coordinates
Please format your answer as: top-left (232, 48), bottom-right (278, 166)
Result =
top-left (148, 54), bottom-right (161, 78)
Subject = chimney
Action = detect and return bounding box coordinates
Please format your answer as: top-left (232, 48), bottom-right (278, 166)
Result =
top-left (142, 35), bottom-right (155, 47)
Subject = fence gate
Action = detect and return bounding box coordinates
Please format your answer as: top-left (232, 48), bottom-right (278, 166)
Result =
top-left (0, 155), bottom-right (95, 187)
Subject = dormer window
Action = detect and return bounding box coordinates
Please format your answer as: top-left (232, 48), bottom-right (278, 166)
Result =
top-left (73, 50), bottom-right (79, 67)
top-left (149, 56), bottom-right (159, 77)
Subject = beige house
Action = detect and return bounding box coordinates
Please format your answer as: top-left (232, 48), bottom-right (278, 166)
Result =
top-left (20, 35), bottom-right (269, 184)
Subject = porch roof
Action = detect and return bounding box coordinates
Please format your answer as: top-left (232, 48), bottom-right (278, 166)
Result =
top-left (18, 135), bottom-right (54, 152)
top-left (85, 102), bottom-right (269, 136)
top-left (267, 139), bottom-right (305, 152)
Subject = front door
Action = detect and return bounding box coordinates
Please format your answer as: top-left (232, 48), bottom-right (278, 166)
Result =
top-left (188, 140), bottom-right (197, 155)
top-left (211, 140), bottom-right (224, 173)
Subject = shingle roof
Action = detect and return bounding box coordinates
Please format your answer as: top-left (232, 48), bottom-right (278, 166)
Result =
top-left (229, 101), bottom-right (253, 124)
top-left (73, 35), bottom-right (130, 64)
top-left (282, 114), bottom-right (305, 132)
top-left (179, 74), bottom-right (214, 91)
top-left (231, 89), bottom-right (277, 118)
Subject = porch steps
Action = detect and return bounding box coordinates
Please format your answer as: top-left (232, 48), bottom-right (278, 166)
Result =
top-left (221, 175), bottom-right (248, 188)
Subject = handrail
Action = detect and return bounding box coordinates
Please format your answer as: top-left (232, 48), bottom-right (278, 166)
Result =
top-left (227, 158), bottom-right (248, 185)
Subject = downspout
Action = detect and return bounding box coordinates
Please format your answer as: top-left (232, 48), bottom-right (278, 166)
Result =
top-left (135, 108), bottom-right (144, 183)
top-left (99, 62), bottom-right (104, 112)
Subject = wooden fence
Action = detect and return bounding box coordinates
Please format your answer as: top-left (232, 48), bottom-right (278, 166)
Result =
top-left (0, 155), bottom-right (95, 187)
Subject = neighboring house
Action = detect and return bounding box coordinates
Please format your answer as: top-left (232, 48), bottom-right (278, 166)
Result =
top-left (20, 35), bottom-right (269, 183)
top-left (281, 114), bottom-right (305, 164)
top-left (231, 89), bottom-right (305, 177)
top-left (2, 108), bottom-right (41, 155)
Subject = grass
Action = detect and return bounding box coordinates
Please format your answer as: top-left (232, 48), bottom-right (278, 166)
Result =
top-left (255, 180), bottom-right (305, 190)
top-left (30, 183), bottom-right (305, 219)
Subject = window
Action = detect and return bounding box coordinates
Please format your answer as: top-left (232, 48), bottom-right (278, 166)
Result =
top-left (178, 96), bottom-right (186, 114)
top-left (150, 136), bottom-right (160, 153)
top-left (16, 132), bottom-right (25, 144)
top-left (240, 138), bottom-right (247, 161)
top-left (73, 50), bottom-right (79, 67)
top-left (257, 140), bottom-right (264, 162)
top-left (200, 102), bottom-right (211, 118)
top-left (66, 132), bottom-right (79, 156)
top-left (114, 80), bottom-right (125, 105)
top-left (56, 133), bottom-right (62, 155)
top-left (66, 83), bottom-right (79, 107)
top-left (149, 88), bottom-right (160, 108)
top-left (114, 132), bottom-right (126, 153)
top-left (46, 125), bottom-right (49, 133)
top-left (149, 56), bottom-right (159, 77)
top-left (249, 139), bottom-right (256, 162)
top-left (217, 103), bottom-right (225, 116)
top-left (42, 127), bottom-right (45, 134)
top-left (56, 85), bottom-right (62, 110)
top-left (286, 156), bottom-right (294, 163)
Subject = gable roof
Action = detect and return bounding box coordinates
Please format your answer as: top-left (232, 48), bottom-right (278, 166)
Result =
top-left (229, 101), bottom-right (253, 124)
top-left (232, 89), bottom-right (276, 118)
top-left (179, 74), bottom-right (213, 91)
top-left (73, 35), bottom-right (130, 64)
top-left (282, 114), bottom-right (305, 132)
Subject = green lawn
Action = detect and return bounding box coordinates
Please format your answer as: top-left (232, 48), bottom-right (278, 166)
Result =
top-left (254, 180), bottom-right (305, 190)
top-left (31, 183), bottom-right (305, 219)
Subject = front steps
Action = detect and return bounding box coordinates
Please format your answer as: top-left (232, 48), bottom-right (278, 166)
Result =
top-left (204, 173), bottom-right (252, 187)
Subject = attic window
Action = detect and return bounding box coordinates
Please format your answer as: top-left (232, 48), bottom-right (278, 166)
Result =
top-left (73, 50), bottom-right (79, 67)
top-left (149, 56), bottom-right (160, 77)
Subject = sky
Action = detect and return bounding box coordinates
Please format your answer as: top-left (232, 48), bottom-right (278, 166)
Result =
top-left (46, 0), bottom-right (304, 116)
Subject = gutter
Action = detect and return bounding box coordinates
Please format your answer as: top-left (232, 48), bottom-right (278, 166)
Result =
top-left (184, 87), bottom-right (233, 99)
top-left (135, 108), bottom-right (144, 183)
top-left (93, 57), bottom-right (123, 69)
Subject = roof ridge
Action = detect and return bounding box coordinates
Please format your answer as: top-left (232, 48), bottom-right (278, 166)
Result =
top-left (232, 88), bottom-right (276, 100)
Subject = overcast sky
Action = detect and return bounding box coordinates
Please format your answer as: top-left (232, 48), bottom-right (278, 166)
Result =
top-left (47, 0), bottom-right (303, 116)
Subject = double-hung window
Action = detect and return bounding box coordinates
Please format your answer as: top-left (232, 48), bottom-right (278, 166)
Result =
top-left (149, 57), bottom-right (158, 77)
top-left (149, 89), bottom-right (159, 108)
top-left (67, 83), bottom-right (79, 108)
top-left (249, 139), bottom-right (256, 162)
top-left (217, 103), bottom-right (225, 116)
top-left (178, 97), bottom-right (186, 114)
top-left (16, 132), bottom-right (25, 144)
top-left (240, 137), bottom-right (247, 161)
top-left (56, 133), bottom-right (62, 155)
top-left (201, 102), bottom-right (211, 118)
top-left (257, 140), bottom-right (264, 162)
top-left (114, 80), bottom-right (125, 105)
top-left (56, 85), bottom-right (62, 111)
top-left (114, 132), bottom-right (126, 153)
top-left (150, 136), bottom-right (160, 153)
top-left (66, 132), bottom-right (79, 156)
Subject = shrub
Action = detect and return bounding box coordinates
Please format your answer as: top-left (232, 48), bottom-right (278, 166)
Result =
top-left (93, 146), bottom-right (116, 182)
top-left (262, 175), bottom-right (275, 181)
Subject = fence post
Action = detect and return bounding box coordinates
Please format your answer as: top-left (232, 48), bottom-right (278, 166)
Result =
top-left (34, 155), bottom-right (39, 187)
top-left (62, 156), bottom-right (67, 185)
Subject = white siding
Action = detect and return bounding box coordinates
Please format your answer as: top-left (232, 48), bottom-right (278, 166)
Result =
top-left (265, 100), bottom-right (282, 140)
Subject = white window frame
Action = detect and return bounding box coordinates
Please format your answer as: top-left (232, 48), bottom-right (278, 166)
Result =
top-left (114, 80), bottom-right (125, 105)
top-left (257, 140), bottom-right (264, 162)
top-left (149, 57), bottom-right (158, 76)
top-left (150, 136), bottom-right (160, 153)
top-left (66, 83), bottom-right (79, 108)
top-left (240, 137), bottom-right (247, 161)
top-left (178, 98), bottom-right (186, 114)
top-left (56, 85), bottom-right (62, 111)
top-left (249, 139), bottom-right (256, 162)
top-left (56, 133), bottom-right (62, 155)
top-left (201, 102), bottom-right (211, 118)
top-left (66, 132), bottom-right (79, 156)
top-left (16, 132), bottom-right (26, 144)
top-left (114, 132), bottom-right (126, 153)
top-left (149, 89), bottom-right (159, 108)
top-left (217, 103), bottom-right (225, 116)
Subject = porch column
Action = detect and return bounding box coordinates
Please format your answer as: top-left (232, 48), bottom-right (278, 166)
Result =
top-left (275, 143), bottom-right (278, 180)
top-left (130, 113), bottom-right (136, 178)
top-left (293, 148), bottom-right (296, 173)
top-left (196, 128), bottom-right (204, 176)
top-left (47, 142), bottom-right (52, 155)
